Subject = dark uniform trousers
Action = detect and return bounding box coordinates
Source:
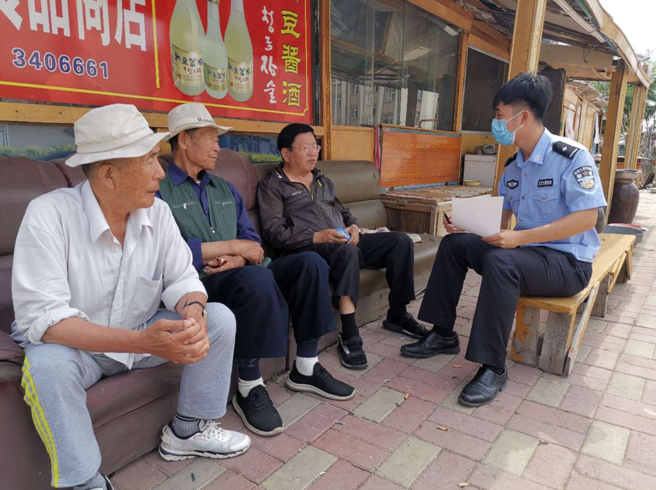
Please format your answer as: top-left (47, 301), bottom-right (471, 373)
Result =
top-left (419, 233), bottom-right (593, 368)
top-left (201, 252), bottom-right (335, 360)
top-left (300, 231), bottom-right (416, 310)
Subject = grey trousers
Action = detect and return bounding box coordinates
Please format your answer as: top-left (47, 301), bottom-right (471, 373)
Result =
top-left (20, 304), bottom-right (236, 488)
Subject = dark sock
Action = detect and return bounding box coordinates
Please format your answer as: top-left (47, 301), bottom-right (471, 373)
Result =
top-left (485, 364), bottom-right (505, 375)
top-left (431, 325), bottom-right (456, 338)
top-left (171, 413), bottom-right (201, 439)
top-left (237, 364), bottom-right (262, 382)
top-left (387, 304), bottom-right (408, 324)
top-left (297, 338), bottom-right (319, 358)
top-left (340, 313), bottom-right (359, 340)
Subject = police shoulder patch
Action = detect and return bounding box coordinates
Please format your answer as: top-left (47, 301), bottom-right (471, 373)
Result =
top-left (507, 179), bottom-right (519, 189)
top-left (573, 165), bottom-right (596, 190)
top-left (505, 153), bottom-right (518, 167)
top-left (552, 141), bottom-right (580, 159)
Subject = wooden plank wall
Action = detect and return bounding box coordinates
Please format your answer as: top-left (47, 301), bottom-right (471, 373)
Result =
top-left (331, 126), bottom-right (375, 161)
top-left (380, 127), bottom-right (462, 188)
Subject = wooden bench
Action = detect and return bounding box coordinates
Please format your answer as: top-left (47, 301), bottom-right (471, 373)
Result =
top-left (510, 233), bottom-right (636, 376)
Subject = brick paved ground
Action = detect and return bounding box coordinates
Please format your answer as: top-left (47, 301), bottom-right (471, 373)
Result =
top-left (111, 192), bottom-right (656, 490)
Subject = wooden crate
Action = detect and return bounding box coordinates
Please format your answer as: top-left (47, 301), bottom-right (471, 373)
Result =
top-left (381, 185), bottom-right (492, 236)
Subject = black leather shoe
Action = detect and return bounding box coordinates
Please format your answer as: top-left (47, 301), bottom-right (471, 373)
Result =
top-left (400, 332), bottom-right (460, 358)
top-left (383, 313), bottom-right (429, 339)
top-left (458, 366), bottom-right (508, 407)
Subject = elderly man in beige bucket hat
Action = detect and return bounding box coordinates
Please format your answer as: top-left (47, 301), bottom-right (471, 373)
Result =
top-left (11, 104), bottom-right (250, 490)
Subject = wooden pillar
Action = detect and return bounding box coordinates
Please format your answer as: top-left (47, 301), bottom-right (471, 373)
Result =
top-left (493, 0), bottom-right (548, 194)
top-left (625, 85), bottom-right (648, 169)
top-left (453, 32), bottom-right (469, 132)
top-left (320, 0), bottom-right (333, 160)
top-left (599, 60), bottom-right (629, 216)
top-left (577, 98), bottom-right (589, 143)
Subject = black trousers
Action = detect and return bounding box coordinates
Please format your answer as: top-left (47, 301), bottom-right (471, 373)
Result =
top-left (301, 232), bottom-right (416, 309)
top-left (201, 252), bottom-right (335, 359)
top-left (419, 233), bottom-right (592, 368)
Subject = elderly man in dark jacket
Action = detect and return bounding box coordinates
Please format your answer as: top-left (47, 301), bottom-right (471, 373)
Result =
top-left (157, 104), bottom-right (354, 439)
top-left (258, 124), bottom-right (427, 370)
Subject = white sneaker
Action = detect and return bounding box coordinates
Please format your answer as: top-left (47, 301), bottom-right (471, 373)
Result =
top-left (159, 420), bottom-right (251, 461)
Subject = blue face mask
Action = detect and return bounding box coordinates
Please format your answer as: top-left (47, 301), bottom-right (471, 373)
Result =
top-left (491, 111), bottom-right (525, 146)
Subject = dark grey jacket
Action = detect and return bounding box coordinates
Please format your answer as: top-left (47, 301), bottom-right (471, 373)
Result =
top-left (257, 163), bottom-right (358, 250)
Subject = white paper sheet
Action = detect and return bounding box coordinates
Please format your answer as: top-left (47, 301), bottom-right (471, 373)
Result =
top-left (451, 196), bottom-right (504, 237)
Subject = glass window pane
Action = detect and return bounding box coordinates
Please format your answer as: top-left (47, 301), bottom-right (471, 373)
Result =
top-left (331, 0), bottom-right (459, 130)
top-left (400, 4), bottom-right (460, 131)
top-left (0, 123), bottom-right (75, 160)
top-left (219, 134), bottom-right (282, 163)
top-left (462, 49), bottom-right (507, 132)
top-left (331, 0), bottom-right (405, 127)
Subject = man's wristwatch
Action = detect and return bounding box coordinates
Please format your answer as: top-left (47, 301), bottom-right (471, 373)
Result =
top-left (183, 300), bottom-right (208, 319)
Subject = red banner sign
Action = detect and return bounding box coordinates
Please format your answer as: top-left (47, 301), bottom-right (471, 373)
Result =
top-left (0, 0), bottom-right (313, 124)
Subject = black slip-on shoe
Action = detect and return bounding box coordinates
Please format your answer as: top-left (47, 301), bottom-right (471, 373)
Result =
top-left (232, 385), bottom-right (283, 437)
top-left (383, 313), bottom-right (429, 339)
top-left (337, 334), bottom-right (368, 370)
top-left (458, 366), bottom-right (508, 407)
top-left (400, 332), bottom-right (460, 358)
top-left (286, 362), bottom-right (356, 400)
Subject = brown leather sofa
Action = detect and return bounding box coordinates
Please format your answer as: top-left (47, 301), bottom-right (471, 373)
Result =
top-left (0, 150), bottom-right (441, 489)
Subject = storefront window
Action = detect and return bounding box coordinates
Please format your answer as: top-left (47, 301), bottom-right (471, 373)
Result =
top-left (0, 123), bottom-right (75, 160)
top-left (219, 134), bottom-right (282, 163)
top-left (461, 48), bottom-right (508, 132)
top-left (330, 0), bottom-right (460, 131)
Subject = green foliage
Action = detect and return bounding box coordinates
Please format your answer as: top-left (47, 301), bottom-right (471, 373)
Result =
top-left (241, 151), bottom-right (282, 164)
top-left (593, 63), bottom-right (656, 124)
top-left (0, 144), bottom-right (75, 160)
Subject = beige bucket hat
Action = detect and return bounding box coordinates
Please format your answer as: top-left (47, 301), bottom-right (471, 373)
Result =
top-left (167, 103), bottom-right (232, 139)
top-left (66, 104), bottom-right (170, 167)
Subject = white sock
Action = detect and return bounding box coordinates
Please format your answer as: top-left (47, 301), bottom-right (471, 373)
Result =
top-left (238, 377), bottom-right (264, 398)
top-left (296, 356), bottom-right (319, 376)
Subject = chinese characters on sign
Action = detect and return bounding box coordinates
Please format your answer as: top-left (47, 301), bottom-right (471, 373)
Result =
top-left (0, 0), bottom-right (312, 124)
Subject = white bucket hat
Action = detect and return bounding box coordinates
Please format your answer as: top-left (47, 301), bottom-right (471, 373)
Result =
top-left (168, 103), bottom-right (232, 139)
top-left (66, 104), bottom-right (170, 167)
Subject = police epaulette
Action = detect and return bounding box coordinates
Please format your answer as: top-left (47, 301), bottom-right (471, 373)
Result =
top-left (505, 153), bottom-right (518, 167)
top-left (552, 141), bottom-right (580, 159)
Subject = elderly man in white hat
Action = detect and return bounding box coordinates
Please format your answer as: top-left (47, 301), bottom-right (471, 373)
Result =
top-left (11, 104), bottom-right (250, 490)
top-left (157, 103), bottom-right (354, 438)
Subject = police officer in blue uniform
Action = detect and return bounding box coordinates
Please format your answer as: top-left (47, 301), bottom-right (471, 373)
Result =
top-left (401, 73), bottom-right (607, 406)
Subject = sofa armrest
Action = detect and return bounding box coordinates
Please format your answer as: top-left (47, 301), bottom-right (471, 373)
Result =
top-left (0, 330), bottom-right (24, 364)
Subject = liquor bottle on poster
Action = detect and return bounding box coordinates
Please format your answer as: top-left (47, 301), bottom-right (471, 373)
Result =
top-left (225, 0), bottom-right (254, 102)
top-left (204, 0), bottom-right (228, 99)
top-left (170, 0), bottom-right (205, 96)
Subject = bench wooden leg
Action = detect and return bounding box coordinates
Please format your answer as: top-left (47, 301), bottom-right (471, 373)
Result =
top-left (511, 305), bottom-right (541, 366)
top-left (591, 276), bottom-right (610, 318)
top-left (618, 247), bottom-right (633, 284)
top-left (539, 311), bottom-right (575, 375)
top-left (565, 285), bottom-right (600, 375)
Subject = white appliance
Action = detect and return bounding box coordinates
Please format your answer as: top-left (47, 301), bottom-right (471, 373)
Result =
top-left (463, 154), bottom-right (497, 187)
